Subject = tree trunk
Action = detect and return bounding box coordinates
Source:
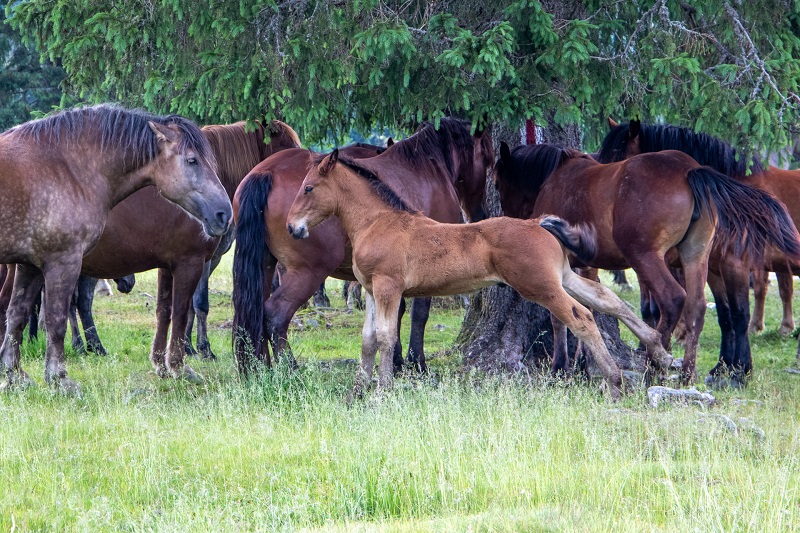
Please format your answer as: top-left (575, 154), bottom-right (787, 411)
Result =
top-left (455, 121), bottom-right (645, 377)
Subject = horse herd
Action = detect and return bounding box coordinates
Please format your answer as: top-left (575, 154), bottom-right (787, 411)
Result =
top-left (0, 104), bottom-right (798, 400)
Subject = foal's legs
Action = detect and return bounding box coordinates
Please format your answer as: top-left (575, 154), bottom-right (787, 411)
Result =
top-left (371, 281), bottom-right (403, 390)
top-left (353, 293), bottom-right (377, 398)
top-left (41, 257), bottom-right (83, 392)
top-left (0, 265), bottom-right (43, 388)
top-left (777, 272), bottom-right (795, 336)
top-left (749, 269), bottom-right (769, 334)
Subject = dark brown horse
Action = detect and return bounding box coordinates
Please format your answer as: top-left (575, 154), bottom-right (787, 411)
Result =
top-left (233, 118), bottom-right (492, 374)
top-left (495, 142), bottom-right (800, 383)
top-left (286, 150), bottom-right (673, 399)
top-left (0, 104), bottom-right (231, 392)
top-left (597, 119), bottom-right (800, 383)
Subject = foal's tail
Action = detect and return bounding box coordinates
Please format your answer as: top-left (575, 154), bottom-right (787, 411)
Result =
top-left (687, 167), bottom-right (800, 261)
top-left (539, 215), bottom-right (597, 263)
top-left (232, 172), bottom-right (273, 375)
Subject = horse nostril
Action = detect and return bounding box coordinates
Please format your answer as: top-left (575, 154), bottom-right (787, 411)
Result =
top-left (215, 210), bottom-right (229, 228)
top-left (288, 223), bottom-right (295, 235)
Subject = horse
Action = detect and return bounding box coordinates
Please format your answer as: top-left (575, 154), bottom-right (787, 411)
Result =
top-left (597, 119), bottom-right (800, 383)
top-left (39, 120), bottom-right (299, 380)
top-left (233, 119), bottom-right (492, 374)
top-left (286, 150), bottom-right (675, 399)
top-left (494, 142), bottom-right (800, 383)
top-left (0, 104), bottom-right (231, 393)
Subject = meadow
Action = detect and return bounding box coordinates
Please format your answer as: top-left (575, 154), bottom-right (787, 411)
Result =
top-left (1, 253), bottom-right (799, 532)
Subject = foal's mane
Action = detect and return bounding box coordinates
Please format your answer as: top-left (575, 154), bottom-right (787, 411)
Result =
top-left (597, 122), bottom-right (763, 178)
top-left (334, 156), bottom-right (416, 213)
top-left (497, 144), bottom-right (579, 196)
top-left (202, 119), bottom-right (301, 192)
top-left (10, 104), bottom-right (215, 172)
top-left (389, 117), bottom-right (478, 178)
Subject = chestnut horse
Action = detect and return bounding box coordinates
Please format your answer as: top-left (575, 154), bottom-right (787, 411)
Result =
top-left (0, 105), bottom-right (231, 392)
top-left (597, 119), bottom-right (800, 383)
top-left (286, 150), bottom-right (674, 399)
top-left (233, 119), bottom-right (491, 374)
top-left (495, 142), bottom-right (800, 383)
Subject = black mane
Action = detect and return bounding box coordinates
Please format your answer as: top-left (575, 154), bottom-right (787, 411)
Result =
top-left (496, 144), bottom-right (574, 196)
top-left (391, 117), bottom-right (475, 178)
top-left (10, 104), bottom-right (215, 172)
top-left (597, 122), bottom-right (763, 178)
top-left (336, 156), bottom-right (416, 213)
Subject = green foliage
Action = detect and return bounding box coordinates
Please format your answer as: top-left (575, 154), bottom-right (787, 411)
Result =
top-left (0, 2), bottom-right (66, 130)
top-left (5, 0), bottom-right (800, 154)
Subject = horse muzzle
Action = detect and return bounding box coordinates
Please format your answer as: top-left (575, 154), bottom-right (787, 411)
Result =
top-left (287, 222), bottom-right (309, 239)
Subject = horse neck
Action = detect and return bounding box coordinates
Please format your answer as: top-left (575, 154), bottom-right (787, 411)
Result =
top-left (329, 172), bottom-right (404, 241)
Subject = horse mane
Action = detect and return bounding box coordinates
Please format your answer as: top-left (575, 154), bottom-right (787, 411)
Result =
top-left (390, 117), bottom-right (476, 178)
top-left (201, 120), bottom-right (300, 193)
top-left (597, 122), bottom-right (763, 178)
top-left (496, 144), bottom-right (576, 196)
top-left (10, 104), bottom-right (215, 172)
top-left (333, 155), bottom-right (416, 213)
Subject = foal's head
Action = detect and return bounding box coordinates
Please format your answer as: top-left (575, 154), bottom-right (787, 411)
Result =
top-left (287, 149), bottom-right (343, 239)
top-left (147, 119), bottom-right (233, 237)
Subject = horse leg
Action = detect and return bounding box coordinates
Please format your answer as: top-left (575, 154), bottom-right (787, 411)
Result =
top-left (372, 281), bottom-right (403, 390)
top-left (165, 261), bottom-right (205, 382)
top-left (777, 272), bottom-right (795, 336)
top-left (748, 269), bottom-right (768, 335)
top-left (41, 257), bottom-right (83, 393)
top-left (150, 268), bottom-right (173, 378)
top-left (68, 282), bottom-right (85, 353)
top-left (76, 275), bottom-right (106, 355)
top-left (348, 282), bottom-right (363, 311)
top-left (721, 258), bottom-right (753, 386)
top-left (0, 265), bottom-right (6, 289)
top-left (561, 269), bottom-right (672, 370)
top-left (393, 298), bottom-right (406, 373)
top-left (184, 303), bottom-right (197, 356)
top-left (313, 282), bottom-right (331, 308)
top-left (264, 268), bottom-right (322, 367)
top-left (351, 292), bottom-right (377, 399)
top-left (406, 297), bottom-right (431, 373)
top-left (27, 289), bottom-right (41, 343)
top-left (0, 264), bottom-right (16, 338)
top-left (550, 313), bottom-right (570, 375)
top-left (187, 261), bottom-right (216, 360)
top-left (705, 270), bottom-right (734, 378)
top-left (0, 265), bottom-right (43, 389)
top-left (611, 269), bottom-right (632, 290)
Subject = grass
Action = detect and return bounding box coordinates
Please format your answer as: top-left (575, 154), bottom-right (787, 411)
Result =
top-left (1, 254), bottom-right (800, 531)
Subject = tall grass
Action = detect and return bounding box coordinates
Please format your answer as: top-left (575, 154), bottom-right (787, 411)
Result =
top-left (1, 257), bottom-right (799, 531)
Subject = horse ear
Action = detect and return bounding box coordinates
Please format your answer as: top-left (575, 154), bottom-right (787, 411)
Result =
top-left (628, 119), bottom-right (641, 140)
top-left (319, 148), bottom-right (339, 175)
top-left (386, 137), bottom-right (394, 147)
top-left (607, 117), bottom-right (619, 130)
top-left (499, 141), bottom-right (512, 162)
top-left (148, 121), bottom-right (177, 143)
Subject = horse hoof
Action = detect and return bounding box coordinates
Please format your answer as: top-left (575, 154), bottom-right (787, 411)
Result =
top-left (57, 377), bottom-right (83, 397)
top-left (198, 345), bottom-right (217, 361)
top-left (748, 324), bottom-right (765, 335)
top-left (174, 366), bottom-right (203, 384)
top-left (778, 325), bottom-right (794, 337)
top-left (0, 369), bottom-right (34, 391)
top-left (152, 365), bottom-right (170, 379)
top-left (184, 343), bottom-right (198, 356)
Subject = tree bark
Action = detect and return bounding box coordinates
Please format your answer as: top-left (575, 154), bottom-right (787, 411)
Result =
top-left (455, 121), bottom-right (645, 377)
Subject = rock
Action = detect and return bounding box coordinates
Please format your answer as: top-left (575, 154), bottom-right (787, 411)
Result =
top-left (670, 357), bottom-right (683, 370)
top-left (647, 386), bottom-right (716, 408)
top-left (622, 370), bottom-right (645, 390)
top-left (731, 398), bottom-right (765, 407)
top-left (784, 367), bottom-right (800, 375)
top-left (434, 324), bottom-right (446, 331)
top-left (305, 318), bottom-right (321, 329)
top-left (696, 414), bottom-right (737, 433)
top-left (737, 417), bottom-right (766, 441)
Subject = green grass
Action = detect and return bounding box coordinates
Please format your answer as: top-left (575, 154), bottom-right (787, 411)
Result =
top-left (1, 255), bottom-right (800, 531)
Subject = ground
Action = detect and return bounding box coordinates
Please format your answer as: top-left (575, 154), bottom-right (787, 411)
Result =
top-left (1, 254), bottom-right (799, 531)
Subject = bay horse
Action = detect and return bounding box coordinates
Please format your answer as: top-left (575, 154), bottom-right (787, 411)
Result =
top-left (495, 142), bottom-right (800, 383)
top-left (597, 119), bottom-right (800, 383)
top-left (34, 120), bottom-right (299, 381)
top-left (286, 150), bottom-right (674, 399)
top-left (0, 104), bottom-right (231, 392)
top-left (233, 119), bottom-right (491, 374)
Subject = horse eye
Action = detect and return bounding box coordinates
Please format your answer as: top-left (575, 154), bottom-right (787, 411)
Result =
top-left (186, 157), bottom-right (197, 165)
top-left (305, 186), bottom-right (314, 193)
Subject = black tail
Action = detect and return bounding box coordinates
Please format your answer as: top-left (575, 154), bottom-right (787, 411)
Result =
top-left (232, 172), bottom-right (273, 375)
top-left (687, 167), bottom-right (800, 261)
top-left (539, 215), bottom-right (597, 263)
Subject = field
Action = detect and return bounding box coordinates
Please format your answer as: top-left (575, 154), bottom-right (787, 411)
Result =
top-left (1, 253), bottom-right (800, 532)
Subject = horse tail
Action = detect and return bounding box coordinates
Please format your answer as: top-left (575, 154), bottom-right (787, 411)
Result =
top-left (687, 167), bottom-right (800, 261)
top-left (232, 172), bottom-right (273, 375)
top-left (539, 215), bottom-right (597, 263)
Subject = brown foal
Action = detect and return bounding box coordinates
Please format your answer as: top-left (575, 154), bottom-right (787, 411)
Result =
top-left (286, 150), bottom-right (672, 399)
